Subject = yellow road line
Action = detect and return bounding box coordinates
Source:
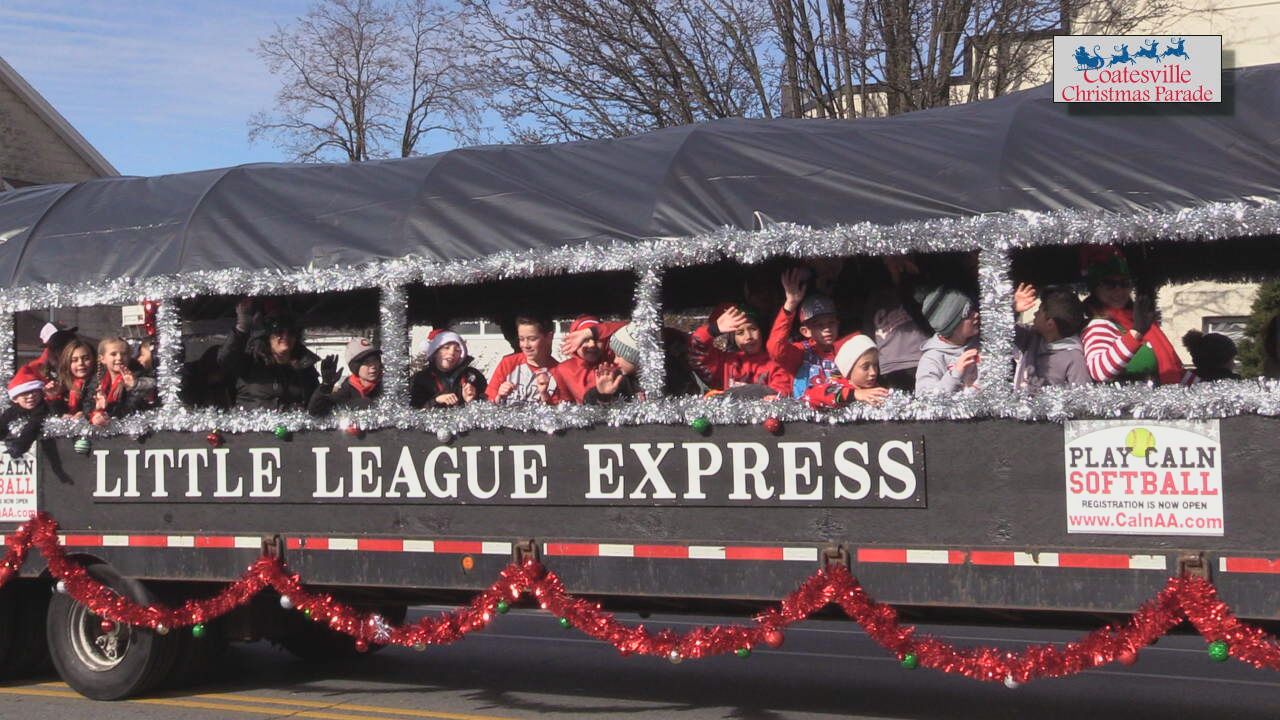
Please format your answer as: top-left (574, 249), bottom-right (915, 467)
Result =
top-left (195, 692), bottom-right (513, 720)
top-left (1, 685), bottom-right (515, 720)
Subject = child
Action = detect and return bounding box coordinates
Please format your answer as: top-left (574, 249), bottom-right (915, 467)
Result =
top-left (47, 339), bottom-right (97, 417)
top-left (20, 321), bottom-right (77, 387)
top-left (689, 304), bottom-right (792, 398)
top-left (915, 287), bottom-right (980, 394)
top-left (803, 334), bottom-right (890, 408)
top-left (1013, 285), bottom-right (1090, 390)
top-left (488, 315), bottom-right (558, 404)
top-left (90, 336), bottom-right (158, 425)
top-left (1, 366), bottom-right (49, 456)
top-left (410, 329), bottom-right (487, 408)
top-left (584, 324), bottom-right (643, 404)
top-left (768, 269), bottom-right (841, 398)
top-left (310, 338), bottom-right (382, 414)
top-left (551, 315), bottom-right (628, 404)
top-left (1182, 330), bottom-right (1239, 381)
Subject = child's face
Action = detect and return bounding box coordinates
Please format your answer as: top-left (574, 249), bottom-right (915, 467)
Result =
top-left (517, 323), bottom-right (551, 362)
top-left (100, 342), bottom-right (129, 375)
top-left (13, 390), bottom-right (40, 410)
top-left (433, 342), bottom-right (462, 371)
top-left (799, 313), bottom-right (839, 348)
top-left (734, 322), bottom-right (762, 355)
top-left (947, 311), bottom-right (980, 344)
top-left (578, 336), bottom-right (602, 364)
top-left (357, 356), bottom-right (383, 383)
top-left (847, 349), bottom-right (880, 389)
top-left (615, 356), bottom-right (636, 376)
top-left (1032, 307), bottom-right (1060, 340)
top-left (69, 347), bottom-right (94, 379)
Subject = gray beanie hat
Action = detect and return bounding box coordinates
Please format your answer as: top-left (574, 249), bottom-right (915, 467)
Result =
top-left (608, 324), bottom-right (641, 369)
top-left (922, 287), bottom-right (975, 337)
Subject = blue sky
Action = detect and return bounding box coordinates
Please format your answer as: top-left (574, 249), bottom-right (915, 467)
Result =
top-left (1, 1), bottom-right (336, 176)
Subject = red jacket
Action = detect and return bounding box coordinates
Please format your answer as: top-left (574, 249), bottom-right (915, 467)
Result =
top-left (802, 376), bottom-right (858, 409)
top-left (550, 320), bottom-right (627, 404)
top-left (766, 307), bottom-right (838, 397)
top-left (688, 324), bottom-right (792, 395)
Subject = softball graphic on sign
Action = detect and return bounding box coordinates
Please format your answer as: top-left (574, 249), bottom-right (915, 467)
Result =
top-left (1125, 427), bottom-right (1156, 457)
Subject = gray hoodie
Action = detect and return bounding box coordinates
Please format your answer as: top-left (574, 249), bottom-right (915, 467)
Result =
top-left (1013, 326), bottom-right (1090, 390)
top-left (915, 335), bottom-right (978, 394)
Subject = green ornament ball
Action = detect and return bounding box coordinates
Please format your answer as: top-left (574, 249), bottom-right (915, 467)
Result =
top-left (273, 425), bottom-right (290, 440)
top-left (73, 438), bottom-right (92, 455)
top-left (690, 416), bottom-right (711, 434)
top-left (901, 652), bottom-right (919, 669)
top-left (496, 600), bottom-right (510, 614)
top-left (1208, 640), bottom-right (1229, 662)
top-left (304, 609), bottom-right (312, 619)
top-left (735, 647), bottom-right (751, 658)
top-left (558, 617), bottom-right (571, 629)
top-left (192, 623), bottom-right (206, 639)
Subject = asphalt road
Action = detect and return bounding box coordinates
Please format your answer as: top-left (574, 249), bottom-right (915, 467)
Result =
top-left (1, 606), bottom-right (1277, 719)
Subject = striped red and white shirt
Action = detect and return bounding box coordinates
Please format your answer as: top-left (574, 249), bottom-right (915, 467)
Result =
top-left (1083, 319), bottom-right (1198, 385)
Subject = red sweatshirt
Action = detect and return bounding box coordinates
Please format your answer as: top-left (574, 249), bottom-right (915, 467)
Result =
top-left (688, 324), bottom-right (792, 395)
top-left (766, 307), bottom-right (838, 398)
top-left (550, 320), bottom-right (627, 404)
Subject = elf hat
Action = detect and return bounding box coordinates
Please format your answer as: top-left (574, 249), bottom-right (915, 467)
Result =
top-left (422, 328), bottom-right (466, 360)
top-left (344, 337), bottom-right (380, 373)
top-left (8, 365), bottom-right (43, 399)
top-left (833, 333), bottom-right (878, 378)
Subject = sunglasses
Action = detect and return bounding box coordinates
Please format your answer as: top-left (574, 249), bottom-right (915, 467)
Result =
top-left (1099, 277), bottom-right (1132, 289)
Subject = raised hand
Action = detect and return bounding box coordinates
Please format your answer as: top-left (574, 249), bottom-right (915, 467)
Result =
top-left (235, 298), bottom-right (254, 331)
top-left (1132, 292), bottom-right (1155, 335)
top-left (1014, 283), bottom-right (1038, 314)
top-left (781, 268), bottom-right (808, 313)
top-left (594, 362), bottom-right (623, 395)
top-left (320, 354), bottom-right (340, 387)
top-left (715, 306), bottom-right (748, 335)
top-left (954, 348), bottom-right (980, 376)
top-left (559, 327), bottom-right (593, 356)
top-left (460, 379), bottom-right (478, 403)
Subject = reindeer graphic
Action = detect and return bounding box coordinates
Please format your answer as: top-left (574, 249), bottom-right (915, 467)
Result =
top-left (1134, 39), bottom-right (1161, 63)
top-left (1108, 44), bottom-right (1136, 66)
top-left (1074, 45), bottom-right (1106, 70)
top-left (1162, 37), bottom-right (1190, 60)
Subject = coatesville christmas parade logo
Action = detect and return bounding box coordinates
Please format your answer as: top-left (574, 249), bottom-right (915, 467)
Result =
top-left (1053, 36), bottom-right (1222, 103)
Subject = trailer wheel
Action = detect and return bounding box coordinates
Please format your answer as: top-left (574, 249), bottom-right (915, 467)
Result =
top-left (46, 564), bottom-right (179, 700)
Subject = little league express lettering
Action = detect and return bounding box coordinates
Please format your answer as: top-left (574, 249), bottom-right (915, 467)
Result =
top-left (89, 437), bottom-right (925, 507)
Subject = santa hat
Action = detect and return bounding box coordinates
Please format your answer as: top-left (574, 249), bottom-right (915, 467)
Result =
top-left (8, 365), bottom-right (44, 400)
top-left (421, 328), bottom-right (466, 360)
top-left (344, 337), bottom-right (380, 373)
top-left (833, 333), bottom-right (878, 378)
top-left (568, 315), bottom-right (601, 334)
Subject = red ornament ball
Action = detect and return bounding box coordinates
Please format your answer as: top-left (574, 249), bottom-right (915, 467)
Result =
top-left (762, 628), bottom-right (784, 648)
top-left (206, 431), bottom-right (224, 448)
top-left (763, 417), bottom-right (783, 435)
top-left (1118, 650), bottom-right (1138, 666)
top-left (354, 640), bottom-right (369, 653)
top-left (344, 424), bottom-right (362, 437)
top-left (99, 620), bottom-right (116, 634)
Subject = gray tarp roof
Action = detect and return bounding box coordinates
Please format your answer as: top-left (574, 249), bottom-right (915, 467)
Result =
top-left (1, 63), bottom-right (1278, 289)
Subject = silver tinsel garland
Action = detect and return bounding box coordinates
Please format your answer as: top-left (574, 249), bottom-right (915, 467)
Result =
top-left (8, 199), bottom-right (1280, 438)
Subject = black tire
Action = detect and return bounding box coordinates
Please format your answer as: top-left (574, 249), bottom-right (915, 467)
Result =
top-left (279, 603), bottom-right (406, 662)
top-left (46, 564), bottom-right (180, 700)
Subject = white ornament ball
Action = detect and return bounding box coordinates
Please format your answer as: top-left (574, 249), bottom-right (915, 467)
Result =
top-left (280, 595), bottom-right (294, 610)
top-left (667, 650), bottom-right (683, 664)
top-left (54, 580), bottom-right (66, 594)
top-left (155, 624), bottom-right (169, 636)
top-left (1003, 675), bottom-right (1020, 689)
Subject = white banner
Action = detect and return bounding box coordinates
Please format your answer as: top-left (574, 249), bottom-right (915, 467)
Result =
top-left (1064, 420), bottom-right (1223, 536)
top-left (1053, 35), bottom-right (1221, 103)
top-left (0, 448), bottom-right (38, 523)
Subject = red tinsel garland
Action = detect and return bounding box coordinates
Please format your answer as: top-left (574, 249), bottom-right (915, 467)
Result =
top-left (6, 512), bottom-right (1280, 683)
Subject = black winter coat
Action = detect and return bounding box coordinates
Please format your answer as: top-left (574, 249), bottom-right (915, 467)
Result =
top-left (218, 328), bottom-right (320, 411)
top-left (409, 358), bottom-right (487, 409)
top-left (308, 377), bottom-right (380, 415)
top-left (0, 403), bottom-right (47, 456)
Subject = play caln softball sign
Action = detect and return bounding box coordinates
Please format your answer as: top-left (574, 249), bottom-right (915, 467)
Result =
top-left (1063, 420), bottom-right (1223, 536)
top-left (1052, 35), bottom-right (1221, 103)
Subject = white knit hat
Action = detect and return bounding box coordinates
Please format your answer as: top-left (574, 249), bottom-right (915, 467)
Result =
top-left (833, 333), bottom-right (878, 378)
